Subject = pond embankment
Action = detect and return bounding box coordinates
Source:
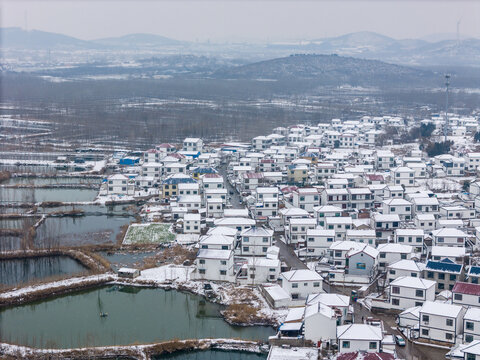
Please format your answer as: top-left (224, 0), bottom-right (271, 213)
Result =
top-left (0, 338), bottom-right (264, 360)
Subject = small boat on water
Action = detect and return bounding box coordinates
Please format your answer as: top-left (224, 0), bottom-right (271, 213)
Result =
top-left (99, 312), bottom-right (109, 317)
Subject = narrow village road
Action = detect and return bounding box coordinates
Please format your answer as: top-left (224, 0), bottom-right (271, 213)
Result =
top-left (274, 234), bottom-right (308, 270)
top-left (218, 162), bottom-right (242, 208)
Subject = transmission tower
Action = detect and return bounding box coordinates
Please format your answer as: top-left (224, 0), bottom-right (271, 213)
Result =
top-left (444, 74), bottom-right (450, 142)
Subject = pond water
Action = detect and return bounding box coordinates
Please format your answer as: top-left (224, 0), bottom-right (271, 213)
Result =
top-left (99, 251), bottom-right (156, 270)
top-left (4, 177), bottom-right (102, 186)
top-left (0, 217), bottom-right (37, 230)
top-left (34, 215), bottom-right (133, 248)
top-left (0, 236), bottom-right (21, 252)
top-left (40, 204), bottom-right (136, 216)
top-left (0, 256), bottom-right (88, 286)
top-left (0, 286), bottom-right (274, 348)
top-left (0, 187), bottom-right (98, 203)
top-left (156, 350), bottom-right (267, 360)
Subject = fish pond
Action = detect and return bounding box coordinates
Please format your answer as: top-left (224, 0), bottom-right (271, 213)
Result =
top-left (0, 285), bottom-right (275, 348)
top-left (34, 214), bottom-right (133, 248)
top-left (0, 187), bottom-right (98, 203)
top-left (0, 256), bottom-right (88, 286)
top-left (156, 350), bottom-right (267, 359)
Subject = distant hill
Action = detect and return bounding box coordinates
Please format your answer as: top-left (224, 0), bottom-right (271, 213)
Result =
top-left (268, 31), bottom-right (480, 67)
top-left (213, 54), bottom-right (437, 87)
top-left (0, 28), bottom-right (184, 50)
top-left (0, 27), bottom-right (97, 50)
top-left (91, 33), bottom-right (184, 48)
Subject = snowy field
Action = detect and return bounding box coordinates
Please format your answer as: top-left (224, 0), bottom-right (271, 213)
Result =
top-left (123, 223), bottom-right (175, 245)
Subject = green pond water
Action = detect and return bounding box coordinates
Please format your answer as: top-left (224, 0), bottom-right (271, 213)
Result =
top-left (0, 286), bottom-right (274, 348)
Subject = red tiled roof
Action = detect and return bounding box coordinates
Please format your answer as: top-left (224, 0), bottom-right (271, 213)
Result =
top-left (244, 172), bottom-right (264, 179)
top-left (157, 143), bottom-right (175, 148)
top-left (203, 173), bottom-right (222, 178)
top-left (452, 281), bottom-right (480, 296)
top-left (366, 174), bottom-right (384, 181)
top-left (280, 185), bottom-right (298, 194)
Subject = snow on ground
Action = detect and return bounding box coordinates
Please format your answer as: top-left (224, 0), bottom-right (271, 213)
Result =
top-left (123, 223), bottom-right (175, 245)
top-left (137, 264), bottom-right (194, 283)
top-left (0, 274), bottom-right (113, 299)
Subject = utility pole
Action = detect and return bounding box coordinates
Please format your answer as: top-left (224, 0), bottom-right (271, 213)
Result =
top-left (444, 74), bottom-right (450, 143)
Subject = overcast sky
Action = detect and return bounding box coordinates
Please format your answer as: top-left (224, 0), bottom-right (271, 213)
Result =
top-left (1, 0), bottom-right (479, 42)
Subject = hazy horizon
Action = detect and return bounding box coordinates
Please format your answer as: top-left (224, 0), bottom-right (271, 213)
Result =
top-left (2, 0), bottom-right (479, 43)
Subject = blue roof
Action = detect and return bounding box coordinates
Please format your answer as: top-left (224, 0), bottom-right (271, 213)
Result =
top-left (193, 167), bottom-right (217, 174)
top-left (469, 266), bottom-right (480, 276)
top-left (426, 260), bottom-right (462, 274)
top-left (162, 177), bottom-right (196, 185)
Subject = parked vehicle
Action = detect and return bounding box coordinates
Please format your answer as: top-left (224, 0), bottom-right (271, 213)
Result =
top-left (395, 335), bottom-right (406, 346)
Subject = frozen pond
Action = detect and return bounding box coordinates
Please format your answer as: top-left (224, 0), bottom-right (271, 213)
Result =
top-left (0, 256), bottom-right (88, 286)
top-left (0, 286), bottom-right (275, 348)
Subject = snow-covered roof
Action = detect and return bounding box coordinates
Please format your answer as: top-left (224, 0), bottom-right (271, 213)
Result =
top-left (387, 260), bottom-right (424, 272)
top-left (432, 228), bottom-right (467, 237)
top-left (268, 346), bottom-right (318, 360)
top-left (377, 243), bottom-right (413, 254)
top-left (306, 293), bottom-right (350, 307)
top-left (240, 226), bottom-right (274, 237)
top-left (395, 228), bottom-right (424, 236)
top-left (420, 300), bottom-right (463, 318)
top-left (464, 308), bottom-right (480, 322)
top-left (214, 217), bottom-right (256, 226)
top-left (431, 246), bottom-right (465, 258)
top-left (304, 302), bottom-right (336, 320)
top-left (390, 276), bottom-right (436, 290)
top-left (207, 226), bottom-right (238, 236)
top-left (281, 269), bottom-right (323, 282)
top-left (199, 234), bottom-right (234, 246)
top-left (337, 324), bottom-right (383, 341)
top-left (196, 249), bottom-right (232, 260)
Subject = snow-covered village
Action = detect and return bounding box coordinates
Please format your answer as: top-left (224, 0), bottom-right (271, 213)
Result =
top-left (3, 109), bottom-right (480, 360)
top-left (2, 1), bottom-right (480, 360)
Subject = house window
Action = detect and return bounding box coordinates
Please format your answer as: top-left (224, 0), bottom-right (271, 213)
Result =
top-left (454, 294), bottom-right (463, 301)
top-left (446, 319), bottom-right (453, 326)
top-left (392, 286), bottom-right (400, 294)
top-left (392, 298), bottom-right (400, 306)
top-left (199, 269), bottom-right (206, 274)
top-left (369, 342), bottom-right (377, 350)
top-left (446, 333), bottom-right (453, 341)
top-left (221, 261), bottom-right (227, 265)
top-left (466, 335), bottom-right (474, 344)
top-left (415, 290), bottom-right (424, 297)
top-left (199, 260), bottom-right (205, 264)
top-left (356, 263), bottom-right (366, 270)
top-left (220, 270), bottom-right (227, 275)
top-left (342, 341), bottom-right (350, 349)
top-left (243, 247), bottom-right (249, 252)
top-left (292, 283), bottom-right (298, 288)
top-left (313, 282), bottom-right (320, 287)
top-left (466, 321), bottom-right (474, 331)
top-left (422, 329), bottom-right (429, 336)
top-left (422, 315), bottom-right (429, 322)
